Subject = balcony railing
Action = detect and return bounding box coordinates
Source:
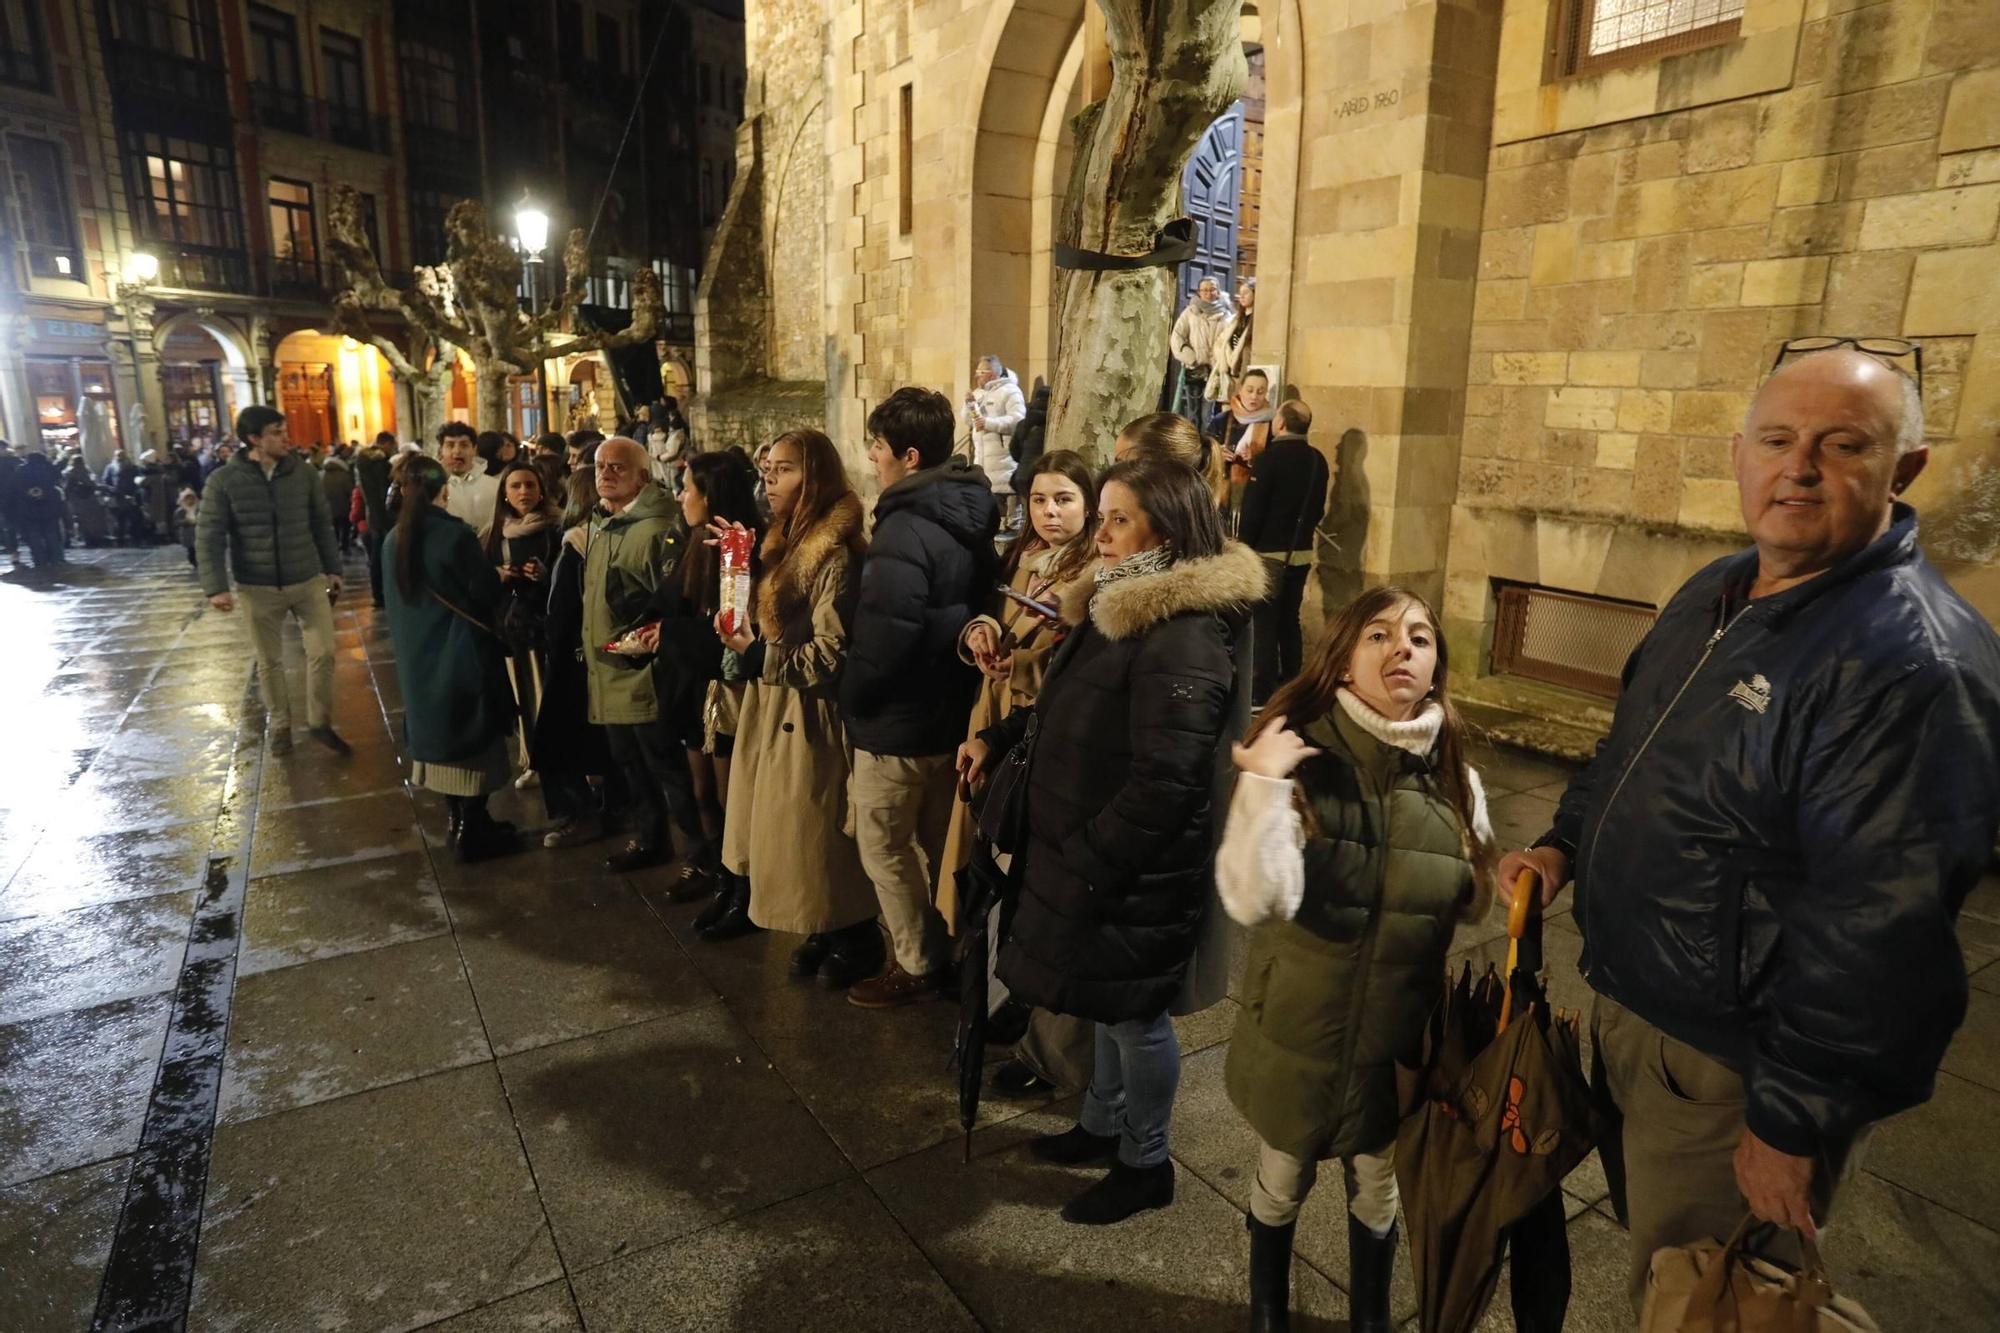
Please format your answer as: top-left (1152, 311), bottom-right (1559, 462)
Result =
top-left (267, 256), bottom-right (324, 299)
top-left (153, 244), bottom-right (253, 293)
top-left (105, 3), bottom-right (228, 112)
top-left (248, 84), bottom-right (392, 154)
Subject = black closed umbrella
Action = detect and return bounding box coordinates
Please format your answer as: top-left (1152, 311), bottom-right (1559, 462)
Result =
top-left (949, 838), bottom-right (1018, 1162)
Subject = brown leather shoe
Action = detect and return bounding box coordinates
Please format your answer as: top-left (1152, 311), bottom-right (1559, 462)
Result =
top-left (846, 961), bottom-right (949, 1009)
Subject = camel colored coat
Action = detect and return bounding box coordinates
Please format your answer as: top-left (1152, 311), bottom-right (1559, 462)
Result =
top-left (723, 494), bottom-right (878, 934)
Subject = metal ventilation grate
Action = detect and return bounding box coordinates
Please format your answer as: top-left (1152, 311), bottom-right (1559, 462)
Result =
top-left (1491, 583), bottom-right (1658, 699)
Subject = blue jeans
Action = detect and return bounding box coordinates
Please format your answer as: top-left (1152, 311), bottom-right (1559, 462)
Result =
top-left (1078, 1011), bottom-right (1180, 1168)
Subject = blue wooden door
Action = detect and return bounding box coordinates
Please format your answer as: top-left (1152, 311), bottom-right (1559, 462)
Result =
top-left (1179, 101), bottom-right (1244, 305)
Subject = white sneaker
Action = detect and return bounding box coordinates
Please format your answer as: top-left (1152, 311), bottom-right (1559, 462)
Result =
top-left (514, 769), bottom-right (539, 790)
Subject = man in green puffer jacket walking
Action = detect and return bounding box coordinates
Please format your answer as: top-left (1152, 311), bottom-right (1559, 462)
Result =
top-left (197, 405), bottom-right (348, 756)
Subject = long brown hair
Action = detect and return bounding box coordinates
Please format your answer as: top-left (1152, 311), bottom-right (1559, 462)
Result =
top-left (1002, 449), bottom-right (1099, 585)
top-left (1253, 584), bottom-right (1492, 878)
top-left (482, 462), bottom-right (559, 560)
top-left (393, 456), bottom-right (449, 599)
top-left (763, 427), bottom-right (860, 564)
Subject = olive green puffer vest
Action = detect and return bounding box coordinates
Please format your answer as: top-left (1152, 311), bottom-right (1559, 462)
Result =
top-left (1225, 706), bottom-right (1476, 1160)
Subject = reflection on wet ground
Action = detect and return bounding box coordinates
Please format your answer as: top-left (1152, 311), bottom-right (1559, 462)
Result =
top-left (2, 549), bottom-right (1998, 1331)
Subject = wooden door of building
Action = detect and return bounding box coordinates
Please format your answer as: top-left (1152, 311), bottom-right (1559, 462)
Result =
top-left (278, 363), bottom-right (336, 447)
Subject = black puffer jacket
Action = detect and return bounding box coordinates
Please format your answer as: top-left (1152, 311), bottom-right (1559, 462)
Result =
top-left (1546, 506), bottom-right (2000, 1157)
top-left (842, 459), bottom-right (1000, 756)
top-left (985, 542), bottom-right (1267, 1023)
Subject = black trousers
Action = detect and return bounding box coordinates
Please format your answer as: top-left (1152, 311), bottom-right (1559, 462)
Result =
top-left (1251, 559), bottom-right (1312, 703)
top-left (605, 720), bottom-right (707, 856)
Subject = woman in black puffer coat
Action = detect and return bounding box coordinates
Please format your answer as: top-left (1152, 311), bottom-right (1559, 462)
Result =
top-left (962, 458), bottom-right (1266, 1228)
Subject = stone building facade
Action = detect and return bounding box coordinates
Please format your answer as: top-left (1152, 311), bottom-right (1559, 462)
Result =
top-left (695, 0), bottom-right (2000, 732)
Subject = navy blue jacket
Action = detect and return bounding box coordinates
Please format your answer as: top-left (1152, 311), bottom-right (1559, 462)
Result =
top-left (841, 460), bottom-right (999, 756)
top-left (1545, 506), bottom-right (2000, 1157)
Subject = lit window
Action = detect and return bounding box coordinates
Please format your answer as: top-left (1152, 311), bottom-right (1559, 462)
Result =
top-left (1555, 0), bottom-right (1744, 77)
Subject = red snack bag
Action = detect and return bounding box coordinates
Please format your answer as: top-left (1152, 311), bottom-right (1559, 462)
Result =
top-left (604, 621), bottom-right (660, 656)
top-left (719, 526), bottom-right (754, 637)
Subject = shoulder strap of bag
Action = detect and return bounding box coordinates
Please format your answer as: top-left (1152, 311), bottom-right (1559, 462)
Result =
top-left (429, 587), bottom-right (503, 641)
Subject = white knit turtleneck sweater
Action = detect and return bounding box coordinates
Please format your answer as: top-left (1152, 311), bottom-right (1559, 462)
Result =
top-left (1216, 692), bottom-right (1489, 927)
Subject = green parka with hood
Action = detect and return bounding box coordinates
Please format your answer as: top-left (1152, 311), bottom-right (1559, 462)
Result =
top-left (580, 483), bottom-right (688, 725)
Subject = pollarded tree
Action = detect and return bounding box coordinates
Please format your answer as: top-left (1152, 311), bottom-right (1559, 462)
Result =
top-left (325, 185), bottom-right (665, 432)
top-left (1047, 0), bottom-right (1247, 465)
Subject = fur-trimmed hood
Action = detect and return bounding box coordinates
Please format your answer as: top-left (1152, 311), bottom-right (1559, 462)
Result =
top-left (1065, 540), bottom-right (1268, 641)
top-left (757, 491), bottom-right (866, 635)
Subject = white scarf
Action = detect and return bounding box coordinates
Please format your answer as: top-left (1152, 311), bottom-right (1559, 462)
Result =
top-left (1335, 687), bottom-right (1443, 756)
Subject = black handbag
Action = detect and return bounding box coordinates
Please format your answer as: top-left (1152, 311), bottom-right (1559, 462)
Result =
top-left (973, 711), bottom-right (1037, 854)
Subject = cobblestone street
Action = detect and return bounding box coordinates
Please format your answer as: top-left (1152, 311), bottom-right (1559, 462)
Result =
top-left (1, 550), bottom-right (1997, 1331)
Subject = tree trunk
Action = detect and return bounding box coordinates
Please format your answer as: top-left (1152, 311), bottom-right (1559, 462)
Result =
top-left (474, 361), bottom-right (510, 432)
top-left (1047, 0), bottom-right (1246, 467)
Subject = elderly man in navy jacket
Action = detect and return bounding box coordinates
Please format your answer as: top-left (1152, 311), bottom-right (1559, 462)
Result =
top-left (1499, 344), bottom-right (2000, 1307)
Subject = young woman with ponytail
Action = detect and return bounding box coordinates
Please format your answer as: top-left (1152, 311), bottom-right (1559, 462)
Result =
top-left (1217, 585), bottom-right (1494, 1333)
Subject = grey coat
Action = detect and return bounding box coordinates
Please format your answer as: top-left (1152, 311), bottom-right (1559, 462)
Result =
top-left (196, 452), bottom-right (340, 595)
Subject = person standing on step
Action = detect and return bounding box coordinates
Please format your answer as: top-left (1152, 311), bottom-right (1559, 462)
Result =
top-left (1219, 586), bottom-right (1493, 1333)
top-left (197, 405), bottom-right (348, 757)
top-left (958, 459), bottom-right (1266, 1226)
top-left (842, 387), bottom-right (1000, 1009)
top-left (712, 429), bottom-right (879, 972)
top-left (1235, 398), bottom-right (1330, 705)
top-left (383, 455), bottom-right (522, 862)
top-left (581, 437), bottom-right (703, 876)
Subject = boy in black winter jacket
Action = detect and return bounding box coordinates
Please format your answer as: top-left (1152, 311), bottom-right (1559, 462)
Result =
top-left (842, 387), bottom-right (1000, 1008)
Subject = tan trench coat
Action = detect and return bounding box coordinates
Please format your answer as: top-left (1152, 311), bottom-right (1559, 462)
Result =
top-left (722, 497), bottom-right (877, 935)
top-left (938, 542), bottom-right (1094, 930)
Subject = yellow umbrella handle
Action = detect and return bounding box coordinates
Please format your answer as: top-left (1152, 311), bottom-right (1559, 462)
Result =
top-left (1498, 869), bottom-right (1538, 1033)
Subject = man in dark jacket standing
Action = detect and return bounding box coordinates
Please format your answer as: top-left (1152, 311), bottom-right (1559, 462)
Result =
top-left (1499, 346), bottom-right (2000, 1308)
top-left (198, 405), bottom-right (347, 756)
top-left (354, 431), bottom-right (395, 607)
top-left (844, 387), bottom-right (999, 1008)
top-left (1235, 397), bottom-right (1329, 702)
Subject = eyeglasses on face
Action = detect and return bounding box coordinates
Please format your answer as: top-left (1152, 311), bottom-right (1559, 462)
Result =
top-left (1771, 335), bottom-right (1923, 393)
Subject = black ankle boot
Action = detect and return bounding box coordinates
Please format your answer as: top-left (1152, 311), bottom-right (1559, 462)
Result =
top-left (695, 874), bottom-right (762, 942)
top-left (457, 799), bottom-right (521, 864)
top-left (1347, 1214), bottom-right (1397, 1333)
top-left (789, 933), bottom-right (832, 978)
top-left (691, 871), bottom-right (736, 932)
top-left (1060, 1158), bottom-right (1174, 1225)
top-left (1246, 1214), bottom-right (1294, 1333)
top-left (444, 796), bottom-right (465, 847)
top-left (1028, 1124), bottom-right (1119, 1167)
top-left (814, 920), bottom-right (885, 989)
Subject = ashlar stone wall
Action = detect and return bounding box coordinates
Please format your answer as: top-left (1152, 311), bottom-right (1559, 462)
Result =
top-left (1445, 0), bottom-right (2000, 672)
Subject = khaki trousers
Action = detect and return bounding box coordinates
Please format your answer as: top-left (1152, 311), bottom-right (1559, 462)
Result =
top-left (851, 750), bottom-right (955, 976)
top-left (239, 578), bottom-right (336, 733)
top-left (1250, 1139), bottom-right (1399, 1234)
top-left (1590, 993), bottom-right (1857, 1313)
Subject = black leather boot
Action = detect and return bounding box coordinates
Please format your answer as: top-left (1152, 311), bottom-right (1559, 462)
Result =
top-left (1347, 1214), bottom-right (1397, 1333)
top-left (789, 933), bottom-right (832, 978)
top-left (1246, 1214), bottom-right (1294, 1333)
top-left (457, 798), bottom-right (521, 864)
top-left (1028, 1124), bottom-right (1119, 1166)
top-left (1060, 1159), bottom-right (1174, 1225)
top-left (691, 871), bottom-right (736, 932)
top-left (695, 873), bottom-right (763, 942)
top-left (814, 920), bottom-right (885, 989)
top-left (444, 796), bottom-right (465, 847)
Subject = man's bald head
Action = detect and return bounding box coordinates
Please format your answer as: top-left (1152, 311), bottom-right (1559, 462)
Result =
top-left (1748, 348), bottom-right (1924, 455)
top-left (594, 435), bottom-right (651, 509)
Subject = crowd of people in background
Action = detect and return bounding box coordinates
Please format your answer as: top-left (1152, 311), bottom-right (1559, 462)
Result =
top-left (46, 335), bottom-right (2000, 1331)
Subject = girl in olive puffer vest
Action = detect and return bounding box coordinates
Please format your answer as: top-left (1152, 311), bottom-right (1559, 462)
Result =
top-left (1217, 584), bottom-right (1492, 1333)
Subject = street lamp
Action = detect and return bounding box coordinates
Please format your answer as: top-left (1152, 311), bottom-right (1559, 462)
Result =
top-left (514, 198), bottom-right (550, 261)
top-left (124, 250), bottom-right (160, 286)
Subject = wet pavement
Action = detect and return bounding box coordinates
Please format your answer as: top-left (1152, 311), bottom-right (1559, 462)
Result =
top-left (2, 548), bottom-right (1998, 1331)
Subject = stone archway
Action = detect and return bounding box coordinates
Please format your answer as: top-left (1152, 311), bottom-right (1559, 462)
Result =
top-left (965, 0), bottom-right (1305, 402)
top-left (152, 311), bottom-right (258, 442)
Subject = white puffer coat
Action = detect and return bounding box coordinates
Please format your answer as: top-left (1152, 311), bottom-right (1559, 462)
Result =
top-left (966, 370), bottom-right (1026, 493)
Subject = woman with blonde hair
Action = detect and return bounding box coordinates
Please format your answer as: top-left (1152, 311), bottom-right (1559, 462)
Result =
top-left (711, 429), bottom-right (881, 981)
top-left (1219, 584), bottom-right (1493, 1332)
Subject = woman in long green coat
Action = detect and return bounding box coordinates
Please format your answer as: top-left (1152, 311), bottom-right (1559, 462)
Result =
top-left (383, 455), bottom-right (521, 862)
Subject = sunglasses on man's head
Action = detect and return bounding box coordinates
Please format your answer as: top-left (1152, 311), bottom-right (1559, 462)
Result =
top-left (1771, 335), bottom-right (1923, 394)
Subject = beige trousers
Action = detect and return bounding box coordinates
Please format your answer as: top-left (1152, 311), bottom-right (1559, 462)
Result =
top-left (1591, 993), bottom-right (1858, 1313)
top-left (1250, 1139), bottom-right (1399, 1235)
top-left (850, 750), bottom-right (955, 976)
top-left (239, 578), bottom-right (336, 732)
